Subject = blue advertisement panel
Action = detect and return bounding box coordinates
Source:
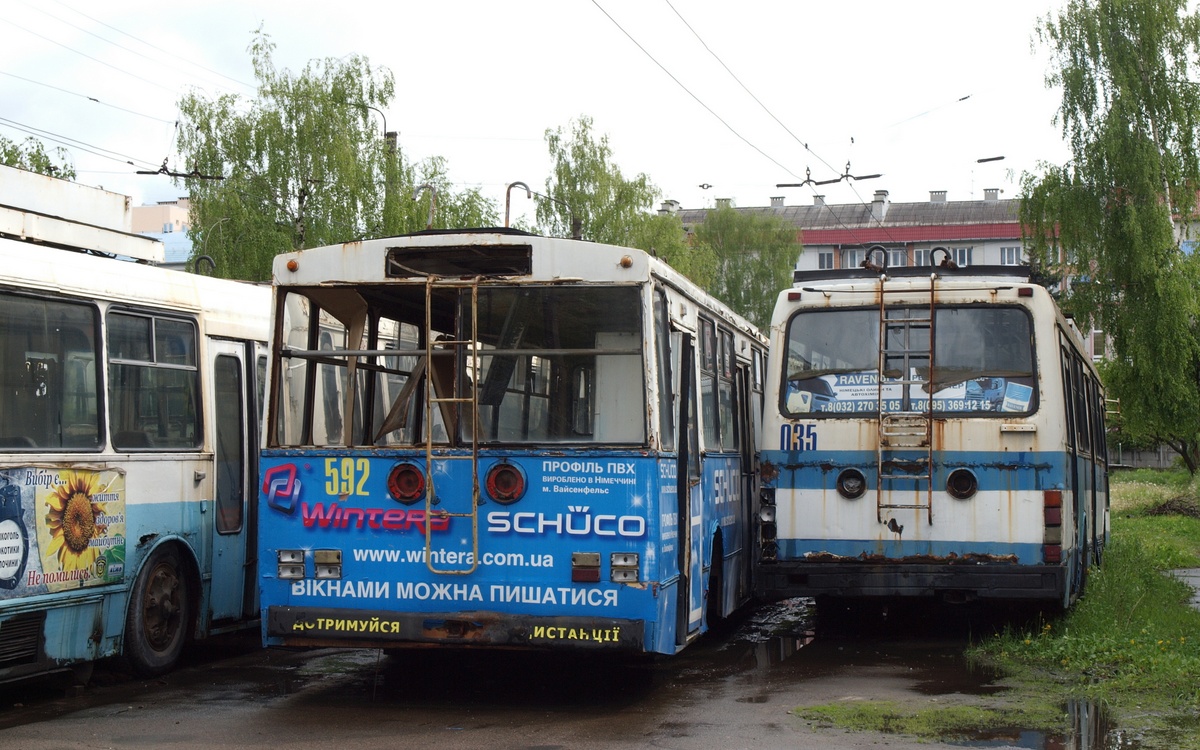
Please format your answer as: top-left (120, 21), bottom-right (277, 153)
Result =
top-left (259, 452), bottom-right (671, 651)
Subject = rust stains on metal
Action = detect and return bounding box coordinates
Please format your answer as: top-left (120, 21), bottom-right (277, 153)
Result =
top-left (802, 551), bottom-right (1019, 564)
top-left (760, 460), bottom-right (779, 483)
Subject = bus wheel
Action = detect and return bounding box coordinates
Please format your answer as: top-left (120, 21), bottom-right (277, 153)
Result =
top-left (125, 546), bottom-right (190, 677)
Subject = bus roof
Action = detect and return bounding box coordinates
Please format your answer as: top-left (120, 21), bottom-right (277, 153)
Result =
top-left (274, 229), bottom-right (765, 342)
top-left (0, 236), bottom-right (270, 341)
top-left (793, 264), bottom-right (1032, 285)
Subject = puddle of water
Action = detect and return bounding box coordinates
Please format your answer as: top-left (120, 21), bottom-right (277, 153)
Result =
top-left (949, 699), bottom-right (1141, 749)
top-left (732, 599), bottom-right (1144, 749)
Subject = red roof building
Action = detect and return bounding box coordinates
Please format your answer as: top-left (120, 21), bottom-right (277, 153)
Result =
top-left (671, 188), bottom-right (1026, 273)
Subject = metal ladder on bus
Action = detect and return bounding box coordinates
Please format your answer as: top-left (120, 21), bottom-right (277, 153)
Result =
top-left (876, 269), bottom-right (936, 526)
top-left (423, 275), bottom-right (481, 574)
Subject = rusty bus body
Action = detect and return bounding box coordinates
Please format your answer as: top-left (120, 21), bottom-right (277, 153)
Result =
top-left (756, 261), bottom-right (1108, 609)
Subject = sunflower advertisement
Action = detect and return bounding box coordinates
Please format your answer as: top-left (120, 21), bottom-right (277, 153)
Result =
top-left (0, 468), bottom-right (126, 599)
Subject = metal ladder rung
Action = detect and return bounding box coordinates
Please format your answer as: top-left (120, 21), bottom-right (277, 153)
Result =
top-left (424, 274), bottom-right (480, 576)
top-left (876, 269), bottom-right (937, 526)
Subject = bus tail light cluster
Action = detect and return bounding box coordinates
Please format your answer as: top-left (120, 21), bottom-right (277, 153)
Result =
top-left (571, 552), bottom-right (601, 582)
top-left (610, 552), bottom-right (639, 583)
top-left (314, 549), bottom-right (343, 579)
top-left (759, 488), bottom-right (777, 562)
top-left (1043, 490), bottom-right (1063, 563)
top-left (277, 550), bottom-right (305, 579)
top-left (277, 549), bottom-right (343, 580)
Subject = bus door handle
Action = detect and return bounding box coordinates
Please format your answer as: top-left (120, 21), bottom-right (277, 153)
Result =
top-left (194, 470), bottom-right (207, 484)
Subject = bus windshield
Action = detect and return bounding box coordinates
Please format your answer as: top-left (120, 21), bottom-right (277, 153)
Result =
top-left (782, 305), bottom-right (1035, 416)
top-left (274, 284), bottom-right (646, 447)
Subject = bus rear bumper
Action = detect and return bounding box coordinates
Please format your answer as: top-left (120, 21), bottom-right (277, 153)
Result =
top-left (265, 605), bottom-right (645, 651)
top-left (755, 561), bottom-right (1066, 603)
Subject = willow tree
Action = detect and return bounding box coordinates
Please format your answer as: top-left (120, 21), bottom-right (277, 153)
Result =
top-left (0, 136), bottom-right (75, 179)
top-left (176, 30), bottom-right (496, 281)
top-left (539, 115), bottom-right (717, 287)
top-left (1022, 0), bottom-right (1200, 471)
top-left (692, 206), bottom-right (799, 330)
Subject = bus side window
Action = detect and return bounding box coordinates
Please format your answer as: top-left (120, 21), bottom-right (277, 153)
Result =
top-left (0, 293), bottom-right (100, 450)
top-left (108, 312), bottom-right (200, 450)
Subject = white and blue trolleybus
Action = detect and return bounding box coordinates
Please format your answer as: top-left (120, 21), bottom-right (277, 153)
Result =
top-left (756, 256), bottom-right (1108, 609)
top-left (0, 166), bottom-right (270, 681)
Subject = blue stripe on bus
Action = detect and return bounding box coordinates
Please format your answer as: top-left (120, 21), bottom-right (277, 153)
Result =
top-left (778, 538), bottom-right (1045, 565)
top-left (761, 449), bottom-right (1093, 493)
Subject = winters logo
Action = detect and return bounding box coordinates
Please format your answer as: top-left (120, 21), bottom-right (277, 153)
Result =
top-left (263, 465), bottom-right (302, 514)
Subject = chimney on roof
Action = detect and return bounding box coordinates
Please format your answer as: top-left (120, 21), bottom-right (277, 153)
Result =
top-left (871, 189), bottom-right (890, 221)
top-left (715, 198), bottom-right (732, 209)
top-left (770, 196), bottom-right (785, 207)
top-left (658, 199), bottom-right (681, 215)
top-left (984, 188), bottom-right (1000, 201)
top-left (930, 190), bottom-right (947, 203)
top-left (813, 195), bottom-right (825, 206)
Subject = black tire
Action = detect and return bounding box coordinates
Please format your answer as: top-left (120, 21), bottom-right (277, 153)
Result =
top-left (125, 546), bottom-right (190, 677)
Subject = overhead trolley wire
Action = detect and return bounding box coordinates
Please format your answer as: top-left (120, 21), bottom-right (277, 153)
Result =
top-left (589, 0), bottom-right (806, 183)
top-left (39, 0), bottom-right (256, 94)
top-left (655, 1), bottom-right (901, 247)
top-left (0, 116), bottom-right (161, 171)
top-left (0, 71), bottom-right (177, 125)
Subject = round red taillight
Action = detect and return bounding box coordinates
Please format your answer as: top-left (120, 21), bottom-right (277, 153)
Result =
top-left (486, 463), bottom-right (526, 504)
top-left (387, 463), bottom-right (425, 504)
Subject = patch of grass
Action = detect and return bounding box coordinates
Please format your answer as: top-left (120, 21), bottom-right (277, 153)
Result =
top-left (968, 470), bottom-right (1200, 747)
top-left (794, 700), bottom-right (1063, 740)
top-left (1109, 467), bottom-right (1193, 514)
top-left (792, 471), bottom-right (1200, 747)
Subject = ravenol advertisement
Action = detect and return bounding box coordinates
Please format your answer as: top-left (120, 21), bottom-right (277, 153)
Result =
top-left (787, 371), bottom-right (1035, 414)
top-left (0, 467), bottom-right (126, 599)
top-left (260, 456), bottom-right (659, 617)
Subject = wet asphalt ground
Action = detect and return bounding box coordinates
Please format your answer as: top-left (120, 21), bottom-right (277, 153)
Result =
top-left (0, 598), bottom-right (1126, 750)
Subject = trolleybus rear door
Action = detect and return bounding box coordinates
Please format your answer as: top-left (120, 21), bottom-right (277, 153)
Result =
top-left (675, 333), bottom-right (703, 645)
top-left (209, 341), bottom-right (254, 621)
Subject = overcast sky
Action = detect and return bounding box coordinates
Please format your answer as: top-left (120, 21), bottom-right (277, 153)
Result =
top-left (1, 0), bottom-right (1072, 227)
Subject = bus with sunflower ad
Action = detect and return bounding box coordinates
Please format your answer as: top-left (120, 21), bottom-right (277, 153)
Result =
top-left (258, 228), bottom-right (768, 655)
top-left (0, 165), bottom-right (270, 682)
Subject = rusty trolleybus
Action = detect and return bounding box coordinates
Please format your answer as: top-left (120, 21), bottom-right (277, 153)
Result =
top-left (0, 165), bottom-right (270, 682)
top-left (756, 255), bottom-right (1108, 609)
top-left (259, 228), bottom-right (768, 654)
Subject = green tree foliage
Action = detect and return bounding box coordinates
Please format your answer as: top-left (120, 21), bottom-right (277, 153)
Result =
top-left (176, 30), bottom-right (496, 281)
top-left (539, 116), bottom-right (658, 245)
top-left (631, 213), bottom-right (718, 288)
top-left (540, 116), bottom-right (717, 280)
top-left (542, 116), bottom-right (799, 321)
top-left (1023, 0), bottom-right (1200, 472)
top-left (0, 136), bottom-right (76, 179)
top-left (691, 206), bottom-right (799, 330)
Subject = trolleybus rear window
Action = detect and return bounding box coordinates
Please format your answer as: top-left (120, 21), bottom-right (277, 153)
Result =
top-left (782, 305), bottom-right (1035, 416)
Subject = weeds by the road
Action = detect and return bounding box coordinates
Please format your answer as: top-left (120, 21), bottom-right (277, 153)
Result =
top-left (794, 468), bottom-right (1200, 748)
top-left (973, 469), bottom-right (1200, 747)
